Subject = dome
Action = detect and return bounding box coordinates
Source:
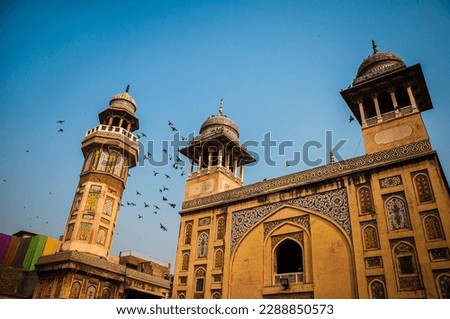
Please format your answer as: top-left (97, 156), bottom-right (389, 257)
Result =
top-left (199, 100), bottom-right (239, 139)
top-left (353, 41), bottom-right (406, 85)
top-left (109, 85), bottom-right (137, 113)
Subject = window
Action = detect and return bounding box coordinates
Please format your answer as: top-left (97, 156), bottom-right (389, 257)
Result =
top-left (101, 288), bottom-right (111, 299)
top-left (184, 223), bottom-right (192, 245)
top-left (369, 280), bottom-right (387, 299)
top-left (363, 225), bottom-right (379, 250)
top-left (414, 173), bottom-right (434, 203)
top-left (276, 239), bottom-right (303, 274)
top-left (217, 217), bottom-right (225, 240)
top-left (437, 274), bottom-right (450, 299)
top-left (69, 281), bottom-right (81, 299)
top-left (398, 256), bottom-right (415, 275)
top-left (214, 249), bottom-right (223, 268)
top-left (358, 186), bottom-right (374, 214)
top-left (392, 241), bottom-right (422, 290)
top-left (181, 252), bottom-right (189, 271)
top-left (87, 285), bottom-right (97, 299)
top-left (195, 268), bottom-right (206, 292)
top-left (424, 215), bottom-right (444, 241)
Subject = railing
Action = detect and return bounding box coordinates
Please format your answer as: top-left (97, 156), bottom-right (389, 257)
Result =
top-left (365, 105), bottom-right (415, 128)
top-left (400, 105), bottom-right (413, 116)
top-left (382, 110), bottom-right (396, 121)
top-left (84, 125), bottom-right (139, 145)
top-left (274, 272), bottom-right (304, 285)
top-left (366, 116), bottom-right (378, 126)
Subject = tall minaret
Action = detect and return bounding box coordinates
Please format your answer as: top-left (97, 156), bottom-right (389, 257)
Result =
top-left (60, 86), bottom-right (140, 258)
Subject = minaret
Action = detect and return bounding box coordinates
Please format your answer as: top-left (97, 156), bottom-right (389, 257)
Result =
top-left (60, 86), bottom-right (140, 258)
top-left (340, 40), bottom-right (433, 154)
top-left (180, 99), bottom-right (255, 201)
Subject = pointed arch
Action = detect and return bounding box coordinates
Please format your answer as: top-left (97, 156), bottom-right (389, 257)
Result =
top-left (362, 225), bottom-right (379, 250)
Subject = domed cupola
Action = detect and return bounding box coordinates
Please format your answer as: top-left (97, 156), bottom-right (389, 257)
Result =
top-left (199, 99), bottom-right (240, 140)
top-left (353, 40), bottom-right (406, 86)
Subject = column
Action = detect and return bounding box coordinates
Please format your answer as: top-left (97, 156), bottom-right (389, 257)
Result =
top-left (207, 151), bottom-right (213, 172)
top-left (189, 159), bottom-right (194, 177)
top-left (390, 90), bottom-right (400, 117)
top-left (197, 155), bottom-right (202, 173)
top-left (239, 164), bottom-right (245, 181)
top-left (406, 85), bottom-right (418, 112)
top-left (358, 100), bottom-right (367, 128)
top-left (108, 117), bottom-right (113, 126)
top-left (233, 158), bottom-right (238, 176)
top-left (118, 118), bottom-right (124, 128)
top-left (225, 153), bottom-right (231, 172)
top-left (218, 148), bottom-right (223, 167)
top-left (373, 95), bottom-right (382, 123)
top-left (126, 122), bottom-right (132, 131)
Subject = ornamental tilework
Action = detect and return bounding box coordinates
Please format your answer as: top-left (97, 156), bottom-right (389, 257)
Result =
top-left (380, 175), bottom-right (403, 188)
top-left (231, 188), bottom-right (349, 254)
top-left (263, 215), bottom-right (310, 239)
top-left (183, 140), bottom-right (432, 210)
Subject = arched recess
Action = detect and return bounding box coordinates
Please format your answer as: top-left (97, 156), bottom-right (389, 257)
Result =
top-left (229, 204), bottom-right (355, 298)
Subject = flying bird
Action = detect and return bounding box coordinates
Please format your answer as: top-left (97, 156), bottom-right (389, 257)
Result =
top-left (153, 205), bottom-right (160, 210)
top-left (141, 133), bottom-right (147, 137)
top-left (163, 149), bottom-right (168, 154)
top-left (162, 196), bottom-right (168, 201)
top-left (349, 115), bottom-right (355, 123)
top-left (136, 134), bottom-right (141, 138)
top-left (138, 214), bottom-right (143, 219)
top-left (181, 171), bottom-right (186, 176)
top-left (285, 161), bottom-right (291, 167)
top-left (168, 203), bottom-right (176, 208)
top-left (163, 186), bottom-right (169, 191)
top-left (56, 120), bottom-right (65, 124)
top-left (153, 211), bottom-right (158, 214)
top-left (136, 190), bottom-right (141, 195)
top-left (153, 170), bottom-right (159, 176)
top-left (164, 174), bottom-right (171, 179)
top-left (160, 223), bottom-right (168, 231)
top-left (144, 202), bottom-right (150, 208)
top-left (168, 120), bottom-right (174, 126)
top-left (57, 128), bottom-right (64, 132)
top-left (171, 126), bottom-right (178, 132)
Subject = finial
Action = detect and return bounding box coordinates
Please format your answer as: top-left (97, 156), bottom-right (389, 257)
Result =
top-left (219, 99), bottom-right (223, 115)
top-left (125, 84), bottom-right (130, 93)
top-left (372, 39), bottom-right (378, 54)
top-left (329, 150), bottom-right (335, 164)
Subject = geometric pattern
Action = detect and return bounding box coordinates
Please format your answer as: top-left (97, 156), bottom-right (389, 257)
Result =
top-left (231, 188), bottom-right (349, 254)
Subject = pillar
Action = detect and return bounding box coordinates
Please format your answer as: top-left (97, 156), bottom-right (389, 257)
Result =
top-left (373, 95), bottom-right (382, 122)
top-left (406, 85), bottom-right (418, 112)
top-left (218, 148), bottom-right (223, 167)
top-left (358, 100), bottom-right (367, 128)
top-left (239, 164), bottom-right (245, 181)
top-left (197, 155), bottom-right (202, 173)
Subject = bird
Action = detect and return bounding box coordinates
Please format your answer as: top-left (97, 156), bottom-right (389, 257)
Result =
top-left (136, 190), bottom-right (141, 195)
top-left (162, 196), bottom-right (168, 201)
top-left (163, 149), bottom-right (168, 154)
top-left (153, 211), bottom-right (158, 214)
top-left (49, 191), bottom-right (52, 195)
top-left (2, 179), bottom-right (6, 182)
top-left (171, 126), bottom-right (178, 132)
top-left (181, 136), bottom-right (187, 141)
top-left (144, 202), bottom-right (150, 208)
top-left (168, 120), bottom-right (174, 126)
top-left (164, 174), bottom-right (171, 179)
top-left (120, 203), bottom-right (124, 207)
top-left (169, 155), bottom-right (173, 161)
top-left (181, 171), bottom-right (186, 176)
top-left (57, 128), bottom-right (64, 132)
top-left (153, 205), bottom-right (160, 210)
top-left (136, 134), bottom-right (141, 138)
top-left (163, 186), bottom-right (169, 191)
top-left (160, 223), bottom-right (167, 231)
top-left (25, 150), bottom-right (30, 153)
top-left (56, 120), bottom-right (65, 124)
top-left (159, 188), bottom-right (163, 193)
top-left (141, 133), bottom-right (147, 137)
top-left (168, 203), bottom-right (176, 208)
top-left (131, 202), bottom-right (136, 206)
top-left (349, 115), bottom-right (355, 123)
top-left (147, 152), bottom-right (152, 157)
top-left (285, 161), bottom-right (291, 167)
top-left (153, 170), bottom-right (159, 176)
top-left (138, 214), bottom-right (143, 219)
top-left (143, 155), bottom-right (149, 160)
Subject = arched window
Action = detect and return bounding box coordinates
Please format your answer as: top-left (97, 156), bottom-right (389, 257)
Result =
top-left (106, 152), bottom-right (117, 173)
top-left (369, 280), bottom-right (387, 299)
top-left (385, 196), bottom-right (410, 230)
top-left (101, 288), bottom-right (111, 299)
top-left (83, 152), bottom-right (93, 172)
top-left (214, 249), bottom-right (223, 268)
top-left (437, 274), bottom-right (450, 299)
top-left (212, 291), bottom-right (221, 299)
top-left (87, 285), bottom-right (97, 299)
top-left (181, 252), bottom-right (189, 271)
top-left (184, 223), bottom-right (192, 245)
top-left (69, 281), bottom-right (81, 299)
top-left (195, 268), bottom-right (206, 293)
top-left (217, 217), bottom-right (225, 240)
top-left (197, 232), bottom-right (209, 258)
top-left (114, 155), bottom-right (123, 176)
top-left (178, 292), bottom-right (186, 299)
top-left (393, 241), bottom-right (422, 290)
top-left (424, 215), bottom-right (444, 241)
top-left (358, 186), bottom-right (374, 214)
top-left (414, 173), bottom-right (434, 203)
top-left (363, 225), bottom-right (379, 250)
top-left (276, 239), bottom-right (303, 274)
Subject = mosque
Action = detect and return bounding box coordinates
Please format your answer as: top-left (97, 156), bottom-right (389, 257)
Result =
top-left (0, 42), bottom-right (449, 299)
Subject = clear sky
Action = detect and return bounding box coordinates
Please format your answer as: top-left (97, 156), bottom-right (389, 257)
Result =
top-left (1, 0), bottom-right (449, 268)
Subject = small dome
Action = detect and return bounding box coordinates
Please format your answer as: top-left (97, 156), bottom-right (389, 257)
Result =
top-left (199, 100), bottom-right (239, 139)
top-left (109, 85), bottom-right (137, 113)
top-left (353, 41), bottom-right (406, 85)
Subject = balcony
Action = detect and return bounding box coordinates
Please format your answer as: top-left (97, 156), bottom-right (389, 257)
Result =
top-left (84, 125), bottom-right (139, 146)
top-left (274, 272), bottom-right (304, 285)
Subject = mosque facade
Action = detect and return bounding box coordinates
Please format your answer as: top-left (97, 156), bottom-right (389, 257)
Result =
top-left (171, 43), bottom-right (450, 299)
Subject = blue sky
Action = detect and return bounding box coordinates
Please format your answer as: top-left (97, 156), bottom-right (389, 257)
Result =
top-left (1, 0), bottom-right (449, 268)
